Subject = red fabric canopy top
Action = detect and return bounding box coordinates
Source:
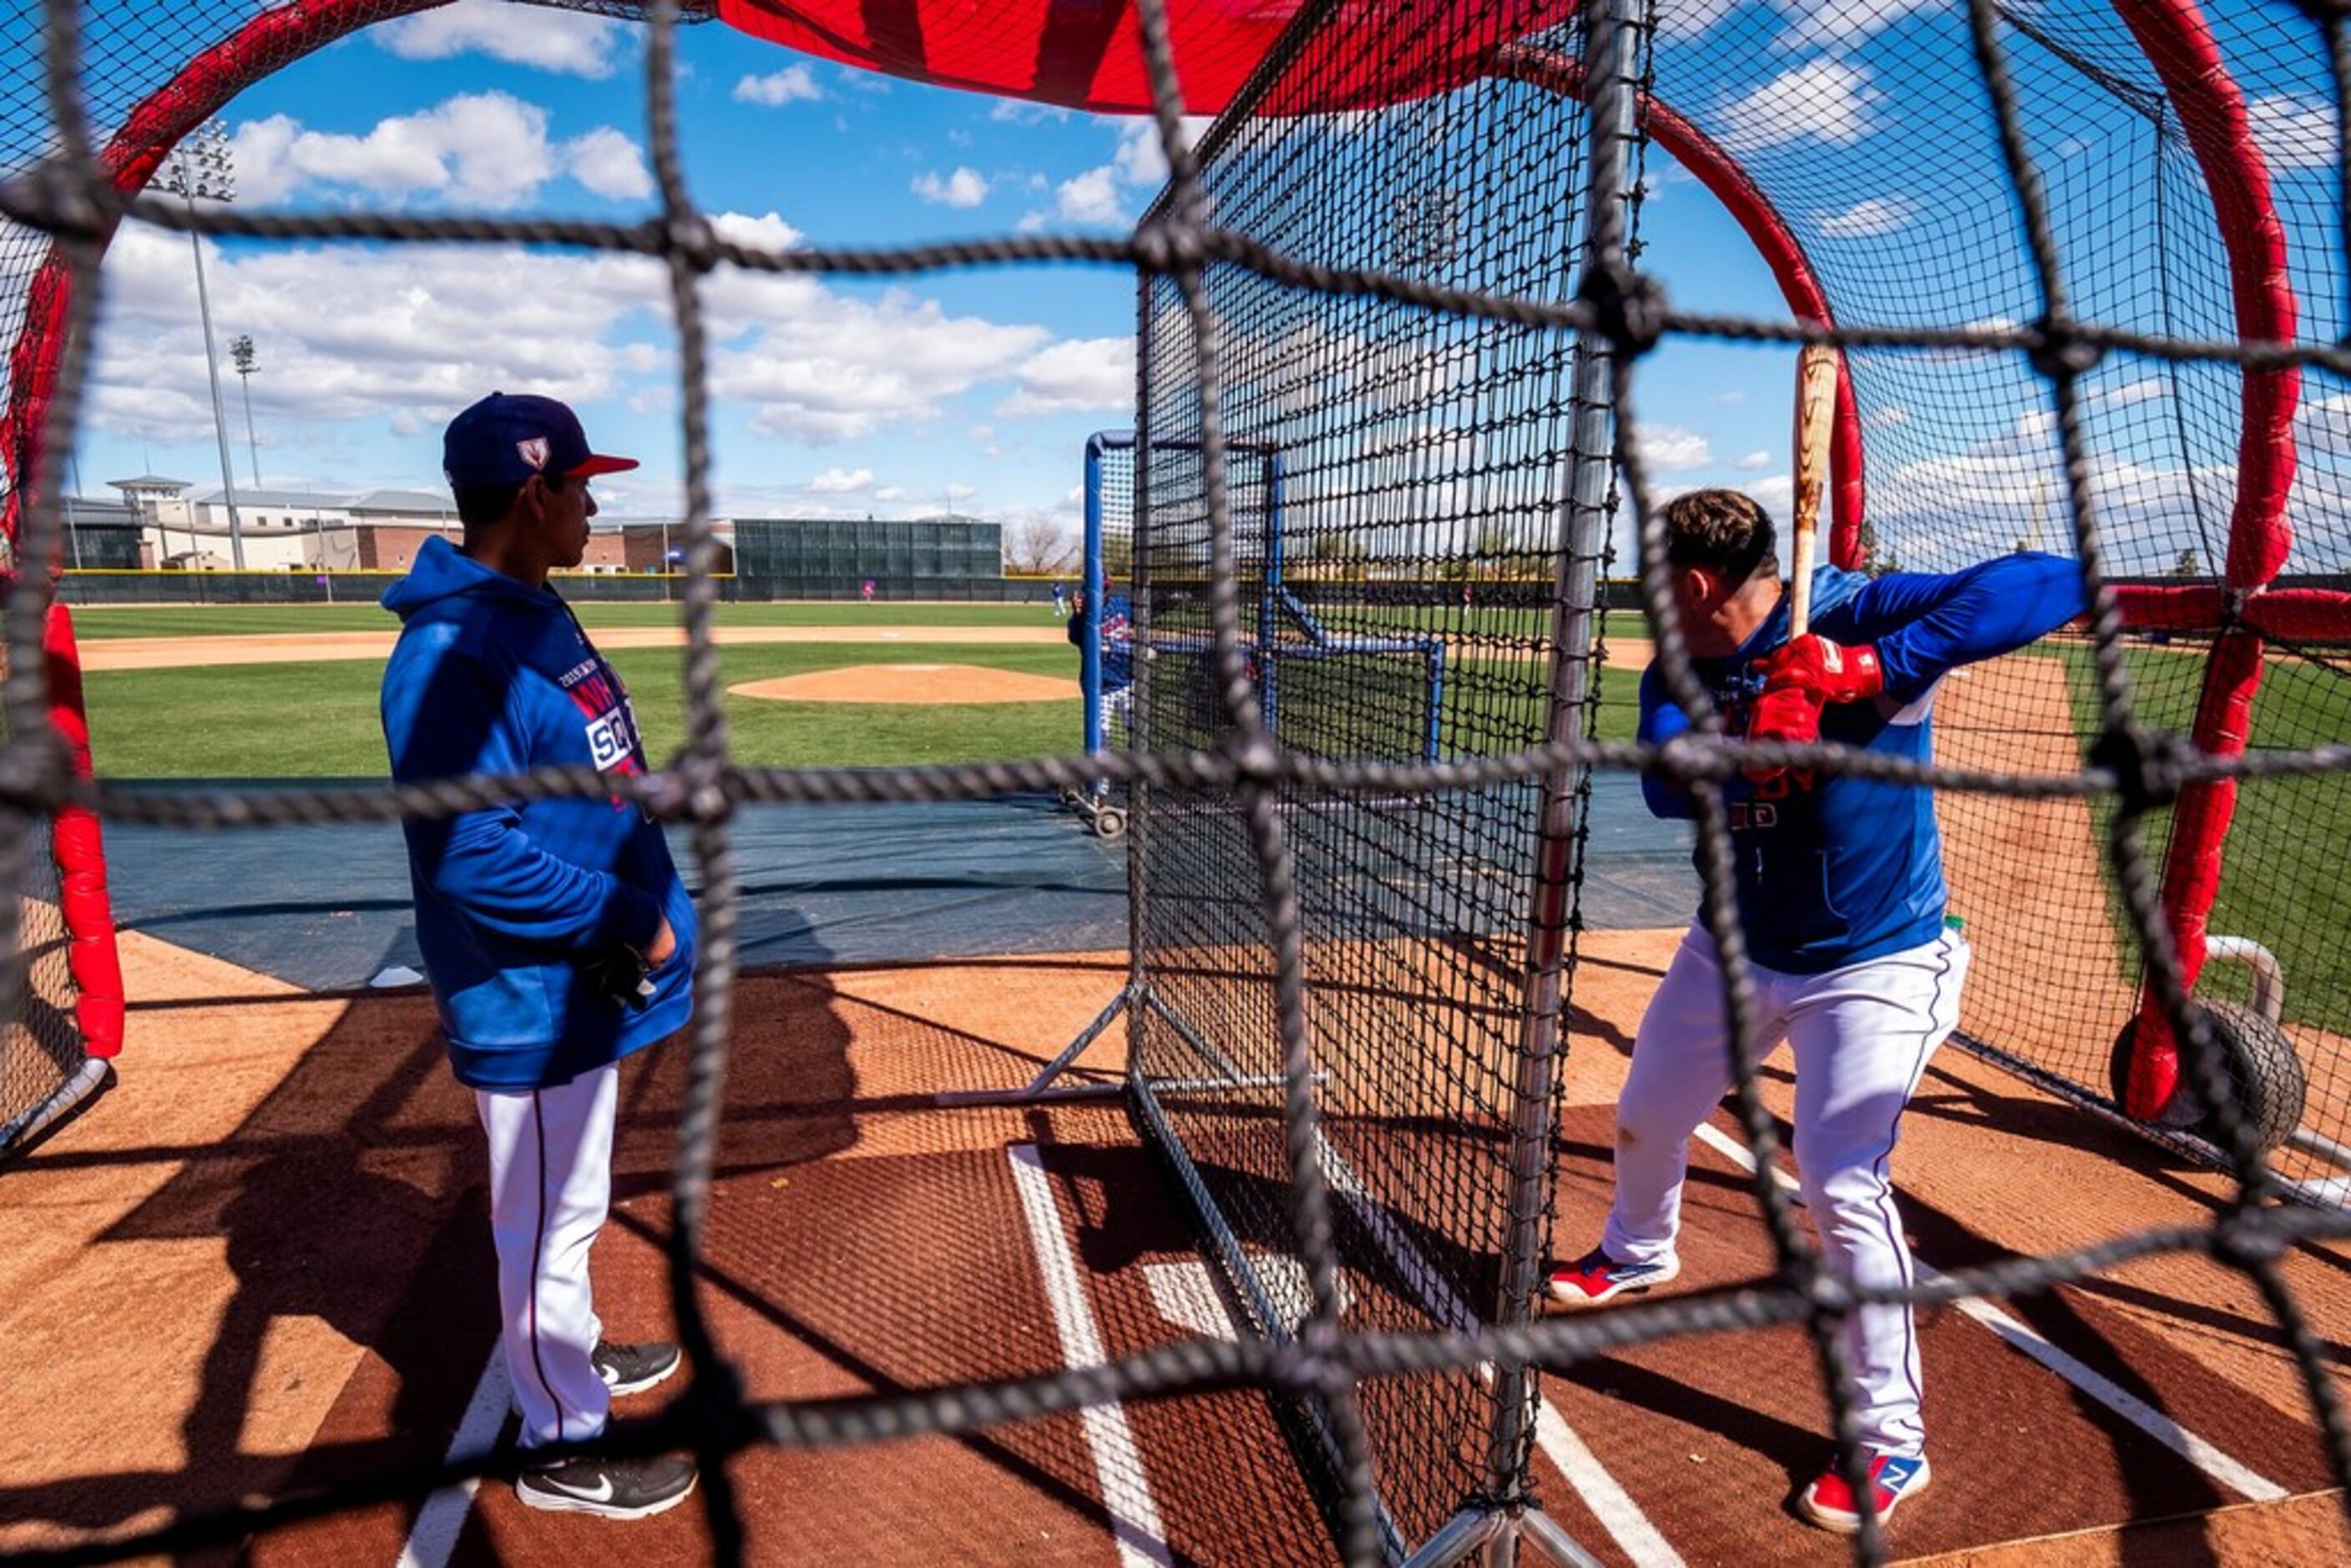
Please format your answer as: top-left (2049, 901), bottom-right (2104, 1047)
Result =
top-left (720, 0), bottom-right (1573, 116)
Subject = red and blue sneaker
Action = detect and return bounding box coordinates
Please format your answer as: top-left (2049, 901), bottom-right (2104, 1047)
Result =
top-left (1797, 1449), bottom-right (1931, 1533)
top-left (1545, 1246), bottom-right (1681, 1309)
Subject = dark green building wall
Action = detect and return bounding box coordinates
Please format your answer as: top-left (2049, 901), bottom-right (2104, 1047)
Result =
top-left (731, 516), bottom-right (1021, 600)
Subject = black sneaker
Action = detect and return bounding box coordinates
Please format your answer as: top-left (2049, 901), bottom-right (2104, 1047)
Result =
top-left (516, 1453), bottom-right (698, 1520)
top-left (593, 1340), bottom-right (682, 1397)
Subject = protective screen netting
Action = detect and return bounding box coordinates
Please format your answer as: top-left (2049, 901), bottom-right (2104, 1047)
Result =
top-left (1125, 18), bottom-right (1620, 1542)
top-left (3, 0), bottom-right (2350, 1564)
top-left (0, 640), bottom-right (83, 1149)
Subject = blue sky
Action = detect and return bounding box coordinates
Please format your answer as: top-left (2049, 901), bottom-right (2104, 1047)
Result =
top-left (66, 0), bottom-right (1809, 559)
top-left (61, 0), bottom-right (2345, 574)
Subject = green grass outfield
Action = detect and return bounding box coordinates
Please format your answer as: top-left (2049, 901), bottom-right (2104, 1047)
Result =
top-left (65, 600), bottom-right (1064, 639)
top-left (2051, 638), bottom-right (2351, 1037)
top-left (82, 638), bottom-right (1642, 778)
top-left (85, 644), bottom-right (1082, 776)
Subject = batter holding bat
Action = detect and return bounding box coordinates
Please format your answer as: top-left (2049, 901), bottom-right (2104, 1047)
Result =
top-left (1548, 348), bottom-right (2086, 1533)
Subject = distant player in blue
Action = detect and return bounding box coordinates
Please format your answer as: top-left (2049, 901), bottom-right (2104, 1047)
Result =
top-left (1068, 585), bottom-right (1135, 747)
top-left (1051, 580), bottom-right (1067, 616)
top-left (1548, 488), bottom-right (2085, 1534)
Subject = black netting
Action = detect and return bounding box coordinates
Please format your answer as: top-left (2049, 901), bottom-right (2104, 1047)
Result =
top-left (3, 0), bottom-right (2350, 1565)
top-left (0, 641), bottom-right (83, 1152)
top-left (1125, 16), bottom-right (1616, 1541)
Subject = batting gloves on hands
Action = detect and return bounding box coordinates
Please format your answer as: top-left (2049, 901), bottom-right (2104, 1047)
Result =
top-left (1742, 635), bottom-right (1884, 782)
top-left (1759, 634), bottom-right (1884, 706)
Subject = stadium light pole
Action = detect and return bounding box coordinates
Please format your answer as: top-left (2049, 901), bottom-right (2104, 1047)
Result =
top-left (230, 334), bottom-right (260, 486)
top-left (154, 121), bottom-right (245, 569)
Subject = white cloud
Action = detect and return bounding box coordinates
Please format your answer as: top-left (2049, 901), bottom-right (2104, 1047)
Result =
top-left (79, 205), bottom-right (1076, 470)
top-left (565, 128), bottom-right (652, 202)
top-left (912, 167), bottom-right (989, 208)
top-left (376, 0), bottom-right (625, 78)
top-left (947, 483), bottom-right (978, 502)
top-left (2091, 377), bottom-right (2167, 409)
top-left (1056, 166), bottom-right (1126, 225)
top-left (1711, 388), bottom-right (1747, 406)
top-left (1746, 473), bottom-right (1795, 520)
top-left (992, 101), bottom-right (1071, 124)
top-left (1734, 448), bottom-right (1772, 471)
top-left (1635, 425), bottom-right (1711, 471)
top-left (1819, 196), bottom-right (1917, 238)
top-left (998, 336), bottom-right (1135, 417)
top-left (2245, 95), bottom-right (2340, 171)
top-left (1112, 117), bottom-right (1213, 187)
top-left (710, 210), bottom-right (806, 254)
top-left (810, 467), bottom-right (875, 493)
top-left (1776, 0), bottom-right (1941, 46)
top-left (735, 67), bottom-right (825, 107)
top-left (84, 225), bottom-right (657, 444)
top-left (874, 485), bottom-right (908, 501)
top-left (1721, 63), bottom-right (1885, 150)
top-left (2295, 392), bottom-right (2351, 456)
top-left (228, 95), bottom-right (644, 210)
top-left (1653, 0), bottom-right (1741, 38)
top-left (709, 291), bottom-right (1053, 442)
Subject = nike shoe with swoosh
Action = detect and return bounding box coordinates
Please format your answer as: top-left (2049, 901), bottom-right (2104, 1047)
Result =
top-left (516, 1453), bottom-right (698, 1520)
top-left (593, 1339), bottom-right (684, 1397)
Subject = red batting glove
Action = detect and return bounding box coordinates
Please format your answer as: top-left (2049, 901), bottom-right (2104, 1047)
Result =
top-left (1757, 634), bottom-right (1884, 705)
top-left (1742, 682), bottom-right (1822, 783)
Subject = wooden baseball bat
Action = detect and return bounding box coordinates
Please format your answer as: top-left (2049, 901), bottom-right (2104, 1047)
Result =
top-left (1788, 341), bottom-right (1839, 639)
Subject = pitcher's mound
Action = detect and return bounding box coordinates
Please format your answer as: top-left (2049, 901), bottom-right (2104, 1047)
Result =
top-left (731, 664), bottom-right (1080, 705)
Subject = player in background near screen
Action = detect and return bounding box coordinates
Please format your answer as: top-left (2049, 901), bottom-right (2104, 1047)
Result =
top-left (1067, 584), bottom-right (1135, 746)
top-left (380, 393), bottom-right (700, 1520)
top-left (862, 576), bottom-right (876, 603)
top-left (1052, 580), bottom-right (1067, 617)
top-left (1548, 488), bottom-right (2084, 1534)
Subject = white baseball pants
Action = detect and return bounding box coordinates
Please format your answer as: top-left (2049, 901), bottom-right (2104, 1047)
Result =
top-left (1601, 923), bottom-right (1969, 1458)
top-left (476, 1063), bottom-right (618, 1450)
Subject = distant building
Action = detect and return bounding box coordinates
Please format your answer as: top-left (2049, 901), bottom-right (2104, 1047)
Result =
top-left (85, 474), bottom-right (710, 576)
top-left (49, 495), bottom-right (144, 569)
top-left (731, 515), bottom-right (1002, 599)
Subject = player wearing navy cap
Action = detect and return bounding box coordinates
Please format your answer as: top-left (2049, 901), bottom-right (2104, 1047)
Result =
top-left (1548, 488), bottom-right (2086, 1534)
top-left (380, 392), bottom-right (699, 1520)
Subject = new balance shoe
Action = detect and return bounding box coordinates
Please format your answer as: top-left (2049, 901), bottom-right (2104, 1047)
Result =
top-left (1546, 1247), bottom-right (1681, 1309)
top-left (593, 1339), bottom-right (683, 1397)
top-left (1797, 1449), bottom-right (1930, 1533)
top-left (515, 1454), bottom-right (699, 1520)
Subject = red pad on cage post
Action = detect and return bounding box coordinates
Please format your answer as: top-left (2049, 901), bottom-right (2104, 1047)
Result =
top-left (2106, 0), bottom-right (2303, 1122)
top-left (41, 601), bottom-right (122, 1060)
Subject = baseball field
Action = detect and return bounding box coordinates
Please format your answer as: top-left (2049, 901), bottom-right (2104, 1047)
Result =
top-left (69, 600), bottom-right (1647, 776)
top-left (16, 601), bottom-right (2351, 1566)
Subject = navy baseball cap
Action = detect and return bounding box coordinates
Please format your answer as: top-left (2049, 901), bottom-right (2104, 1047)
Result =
top-left (442, 392), bottom-right (639, 489)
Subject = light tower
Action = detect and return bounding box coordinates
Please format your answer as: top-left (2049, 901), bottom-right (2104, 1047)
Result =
top-left (153, 120), bottom-right (245, 569)
top-left (230, 334), bottom-right (260, 487)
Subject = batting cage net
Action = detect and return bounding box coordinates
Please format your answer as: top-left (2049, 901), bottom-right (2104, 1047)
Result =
top-left (1, 0), bottom-right (2349, 1564)
top-left (0, 599), bottom-right (118, 1157)
top-left (0, 636), bottom-right (85, 1150)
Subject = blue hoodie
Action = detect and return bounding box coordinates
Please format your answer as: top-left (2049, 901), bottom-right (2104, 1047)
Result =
top-left (1641, 554), bottom-right (2086, 974)
top-left (380, 536), bottom-right (695, 1090)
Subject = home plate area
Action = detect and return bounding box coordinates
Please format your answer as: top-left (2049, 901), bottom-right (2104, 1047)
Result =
top-left (8, 938), bottom-right (2349, 1567)
top-left (250, 1012), bottom-right (2346, 1565)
